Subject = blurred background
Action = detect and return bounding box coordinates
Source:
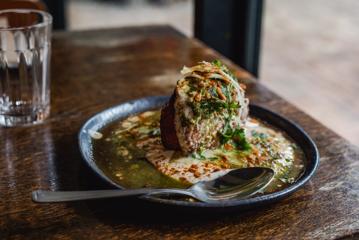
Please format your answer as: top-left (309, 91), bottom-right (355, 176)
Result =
top-left (11, 0), bottom-right (359, 146)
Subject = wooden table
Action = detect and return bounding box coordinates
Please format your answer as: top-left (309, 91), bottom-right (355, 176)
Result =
top-left (1, 26), bottom-right (358, 240)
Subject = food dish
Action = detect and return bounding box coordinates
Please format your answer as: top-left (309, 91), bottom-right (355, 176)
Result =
top-left (79, 61), bottom-right (319, 209)
top-left (79, 97), bottom-right (318, 209)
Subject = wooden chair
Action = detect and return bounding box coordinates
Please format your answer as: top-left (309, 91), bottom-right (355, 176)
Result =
top-left (0, 1), bottom-right (47, 29)
top-left (195, 0), bottom-right (264, 77)
top-left (0, 0), bottom-right (47, 11)
top-left (0, 0), bottom-right (66, 30)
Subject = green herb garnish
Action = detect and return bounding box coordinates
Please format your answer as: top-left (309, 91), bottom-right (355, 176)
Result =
top-left (232, 128), bottom-right (251, 151)
top-left (212, 59), bottom-right (238, 81)
top-left (212, 59), bottom-right (223, 68)
top-left (191, 150), bottom-right (206, 160)
top-left (220, 123), bottom-right (251, 151)
top-left (194, 98), bottom-right (240, 118)
top-left (200, 99), bottom-right (227, 114)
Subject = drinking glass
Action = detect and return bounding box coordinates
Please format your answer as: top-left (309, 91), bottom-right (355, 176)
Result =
top-left (0, 9), bottom-right (52, 127)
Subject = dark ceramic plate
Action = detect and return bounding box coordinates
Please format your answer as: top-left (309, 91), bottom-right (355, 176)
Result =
top-left (79, 96), bottom-right (319, 210)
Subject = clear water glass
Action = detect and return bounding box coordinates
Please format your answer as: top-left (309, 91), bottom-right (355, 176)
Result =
top-left (0, 9), bottom-right (52, 127)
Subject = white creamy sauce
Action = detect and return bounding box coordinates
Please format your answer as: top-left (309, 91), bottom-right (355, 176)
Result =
top-left (135, 115), bottom-right (303, 186)
top-left (97, 110), bottom-right (305, 192)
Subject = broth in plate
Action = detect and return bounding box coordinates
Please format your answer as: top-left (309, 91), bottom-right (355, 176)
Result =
top-left (93, 110), bottom-right (305, 194)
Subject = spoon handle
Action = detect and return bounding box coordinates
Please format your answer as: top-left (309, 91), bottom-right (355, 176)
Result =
top-left (32, 189), bottom-right (193, 203)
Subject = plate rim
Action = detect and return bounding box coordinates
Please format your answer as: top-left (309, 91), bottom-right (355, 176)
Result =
top-left (79, 96), bottom-right (319, 208)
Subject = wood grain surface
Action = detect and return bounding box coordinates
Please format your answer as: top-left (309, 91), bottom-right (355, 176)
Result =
top-left (0, 26), bottom-right (358, 240)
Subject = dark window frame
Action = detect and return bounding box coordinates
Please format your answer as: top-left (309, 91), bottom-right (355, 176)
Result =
top-left (194, 0), bottom-right (264, 77)
top-left (43, 0), bottom-right (66, 30)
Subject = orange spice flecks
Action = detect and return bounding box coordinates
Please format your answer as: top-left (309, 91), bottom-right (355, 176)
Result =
top-left (220, 162), bottom-right (231, 169)
top-left (216, 85), bottom-right (227, 100)
top-left (250, 118), bottom-right (259, 124)
top-left (246, 154), bottom-right (257, 165)
top-left (258, 155), bottom-right (268, 164)
top-left (188, 168), bottom-right (196, 173)
top-left (194, 93), bottom-right (202, 102)
top-left (190, 164), bottom-right (198, 169)
top-left (224, 143), bottom-right (234, 151)
top-left (193, 172), bottom-right (201, 178)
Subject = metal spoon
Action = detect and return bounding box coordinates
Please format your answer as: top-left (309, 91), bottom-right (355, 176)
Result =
top-left (32, 167), bottom-right (274, 203)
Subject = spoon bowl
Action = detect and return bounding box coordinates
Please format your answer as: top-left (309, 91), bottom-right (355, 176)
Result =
top-left (32, 167), bottom-right (274, 203)
top-left (189, 167), bottom-right (275, 202)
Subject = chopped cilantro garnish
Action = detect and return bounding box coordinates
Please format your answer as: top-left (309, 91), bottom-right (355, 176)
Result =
top-left (212, 59), bottom-right (223, 68)
top-left (199, 99), bottom-right (227, 114)
top-left (220, 124), bottom-right (251, 151)
top-left (193, 98), bottom-right (240, 118)
top-left (212, 59), bottom-right (238, 82)
top-left (191, 150), bottom-right (206, 160)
